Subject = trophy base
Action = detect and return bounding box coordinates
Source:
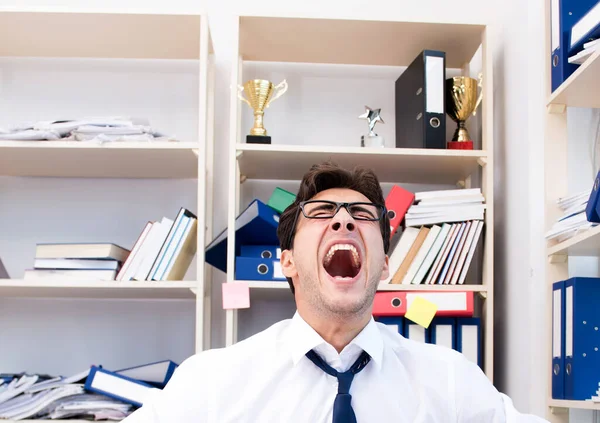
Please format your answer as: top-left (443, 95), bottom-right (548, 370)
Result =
top-left (247, 135), bottom-right (271, 144)
top-left (361, 135), bottom-right (385, 148)
top-left (447, 140), bottom-right (474, 150)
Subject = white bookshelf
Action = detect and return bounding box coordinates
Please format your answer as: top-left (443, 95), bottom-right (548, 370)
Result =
top-left (0, 8), bottom-right (214, 421)
top-left (224, 13), bottom-right (495, 382)
top-left (542, 1), bottom-right (600, 421)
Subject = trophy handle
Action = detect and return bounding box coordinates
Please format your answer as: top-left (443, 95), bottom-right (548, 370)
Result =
top-left (237, 85), bottom-right (252, 107)
top-left (472, 73), bottom-right (483, 116)
top-left (266, 79), bottom-right (288, 108)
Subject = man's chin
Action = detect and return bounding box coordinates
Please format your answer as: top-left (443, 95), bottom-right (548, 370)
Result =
top-left (321, 290), bottom-right (372, 316)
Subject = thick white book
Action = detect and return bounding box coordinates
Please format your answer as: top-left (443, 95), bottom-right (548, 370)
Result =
top-left (381, 227), bottom-right (419, 284)
top-left (401, 225), bottom-right (441, 285)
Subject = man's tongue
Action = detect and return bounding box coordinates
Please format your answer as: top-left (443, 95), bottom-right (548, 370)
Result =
top-left (324, 250), bottom-right (359, 279)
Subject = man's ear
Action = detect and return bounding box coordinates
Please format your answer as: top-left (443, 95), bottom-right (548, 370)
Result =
top-left (280, 249), bottom-right (298, 278)
top-left (380, 254), bottom-right (390, 281)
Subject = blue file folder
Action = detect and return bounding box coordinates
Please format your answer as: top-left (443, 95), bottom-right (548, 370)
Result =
top-left (568, 2), bottom-right (600, 55)
top-left (563, 277), bottom-right (600, 400)
top-left (429, 317), bottom-right (457, 350)
top-left (240, 245), bottom-right (281, 259)
top-left (456, 317), bottom-right (481, 369)
top-left (375, 316), bottom-right (406, 337)
top-left (551, 0), bottom-right (598, 92)
top-left (116, 359), bottom-right (178, 389)
top-left (552, 281), bottom-right (566, 399)
top-left (234, 256), bottom-right (286, 281)
top-left (405, 320), bottom-right (430, 343)
top-left (85, 366), bottom-right (157, 407)
top-left (205, 200), bottom-right (280, 273)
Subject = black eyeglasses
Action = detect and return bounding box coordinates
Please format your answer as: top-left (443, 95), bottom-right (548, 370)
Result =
top-left (299, 200), bottom-right (385, 221)
top-left (286, 200), bottom-right (386, 248)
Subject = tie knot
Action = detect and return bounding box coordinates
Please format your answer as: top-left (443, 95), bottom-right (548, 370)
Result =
top-left (337, 371), bottom-right (354, 394)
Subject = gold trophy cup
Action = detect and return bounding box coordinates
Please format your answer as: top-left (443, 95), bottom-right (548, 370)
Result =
top-left (445, 74), bottom-right (483, 150)
top-left (237, 79), bottom-right (288, 144)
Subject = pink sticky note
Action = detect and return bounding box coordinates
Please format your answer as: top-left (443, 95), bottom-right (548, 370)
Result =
top-left (222, 282), bottom-right (250, 310)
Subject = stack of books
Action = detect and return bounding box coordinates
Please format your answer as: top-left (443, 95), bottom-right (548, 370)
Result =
top-left (0, 360), bottom-right (178, 420)
top-left (404, 188), bottom-right (485, 227)
top-left (24, 207), bottom-right (198, 282)
top-left (116, 207), bottom-right (198, 281)
top-left (383, 188), bottom-right (485, 286)
top-left (24, 243), bottom-right (130, 281)
top-left (545, 190), bottom-right (596, 243)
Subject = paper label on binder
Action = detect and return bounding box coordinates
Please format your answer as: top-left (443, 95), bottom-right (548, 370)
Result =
top-left (425, 56), bottom-right (444, 114)
top-left (405, 296), bottom-right (437, 328)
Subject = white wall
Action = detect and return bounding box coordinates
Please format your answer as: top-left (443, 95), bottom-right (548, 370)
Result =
top-left (0, 0), bottom-right (574, 420)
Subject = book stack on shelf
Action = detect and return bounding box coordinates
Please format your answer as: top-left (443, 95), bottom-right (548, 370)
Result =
top-left (0, 360), bottom-right (178, 420)
top-left (545, 190), bottom-right (595, 243)
top-left (24, 243), bottom-right (130, 281)
top-left (24, 207), bottom-right (198, 283)
top-left (384, 188), bottom-right (485, 286)
top-left (116, 207), bottom-right (198, 282)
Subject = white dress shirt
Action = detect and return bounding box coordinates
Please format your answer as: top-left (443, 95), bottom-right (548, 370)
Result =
top-left (123, 312), bottom-right (548, 422)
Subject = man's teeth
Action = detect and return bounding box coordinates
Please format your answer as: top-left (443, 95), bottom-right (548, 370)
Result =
top-left (323, 244), bottom-right (360, 267)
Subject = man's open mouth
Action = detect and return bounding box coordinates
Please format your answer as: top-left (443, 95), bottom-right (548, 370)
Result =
top-left (322, 244), bottom-right (361, 279)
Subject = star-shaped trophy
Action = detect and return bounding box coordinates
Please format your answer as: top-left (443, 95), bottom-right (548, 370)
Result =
top-left (358, 106), bottom-right (385, 148)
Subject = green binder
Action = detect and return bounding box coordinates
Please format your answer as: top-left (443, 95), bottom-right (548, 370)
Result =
top-left (268, 187), bottom-right (296, 213)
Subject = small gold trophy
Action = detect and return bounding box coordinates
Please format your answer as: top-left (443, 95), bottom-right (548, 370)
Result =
top-left (237, 79), bottom-right (288, 144)
top-left (445, 74), bottom-right (483, 150)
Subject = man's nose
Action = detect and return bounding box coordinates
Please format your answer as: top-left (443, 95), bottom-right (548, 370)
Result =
top-left (329, 208), bottom-right (356, 233)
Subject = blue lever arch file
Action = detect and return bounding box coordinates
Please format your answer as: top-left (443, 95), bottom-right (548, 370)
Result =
top-left (429, 317), bottom-right (457, 350)
top-left (205, 200), bottom-right (280, 273)
top-left (234, 256), bottom-right (286, 281)
top-left (552, 280), bottom-right (566, 399)
top-left (551, 0), bottom-right (598, 92)
top-left (563, 277), bottom-right (600, 400)
top-left (456, 317), bottom-right (481, 369)
top-left (375, 316), bottom-right (406, 337)
top-left (240, 245), bottom-right (281, 259)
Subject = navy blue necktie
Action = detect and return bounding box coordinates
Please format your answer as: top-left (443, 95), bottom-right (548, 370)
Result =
top-left (305, 349), bottom-right (371, 423)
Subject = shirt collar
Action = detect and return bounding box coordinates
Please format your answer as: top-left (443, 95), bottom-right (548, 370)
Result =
top-left (286, 311), bottom-right (384, 371)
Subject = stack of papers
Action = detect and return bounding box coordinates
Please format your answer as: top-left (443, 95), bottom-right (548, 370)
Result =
top-left (0, 116), bottom-right (177, 143)
top-left (545, 190), bottom-right (597, 242)
top-left (568, 39), bottom-right (600, 65)
top-left (0, 369), bottom-right (133, 420)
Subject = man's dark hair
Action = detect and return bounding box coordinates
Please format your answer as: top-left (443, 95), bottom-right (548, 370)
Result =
top-left (276, 161), bottom-right (390, 294)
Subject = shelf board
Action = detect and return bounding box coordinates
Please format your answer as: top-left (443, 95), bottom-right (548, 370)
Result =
top-left (9, 421), bottom-right (90, 423)
top-left (0, 11), bottom-right (201, 60)
top-left (0, 279), bottom-right (199, 299)
top-left (547, 225), bottom-right (600, 257)
top-left (548, 399), bottom-right (600, 411)
top-left (0, 141), bottom-right (200, 178)
top-left (238, 280), bottom-right (487, 302)
top-left (236, 143), bottom-right (486, 184)
top-left (239, 16), bottom-right (484, 67)
top-left (547, 49), bottom-right (600, 108)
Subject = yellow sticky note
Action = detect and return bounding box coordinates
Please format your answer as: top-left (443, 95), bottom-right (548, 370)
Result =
top-left (405, 296), bottom-right (438, 328)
